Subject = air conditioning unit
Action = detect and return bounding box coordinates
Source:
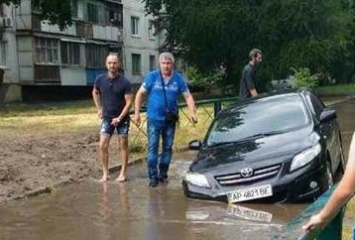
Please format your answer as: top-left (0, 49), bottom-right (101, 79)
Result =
top-left (0, 17), bottom-right (13, 28)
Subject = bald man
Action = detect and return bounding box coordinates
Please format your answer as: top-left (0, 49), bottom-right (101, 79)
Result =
top-left (92, 54), bottom-right (133, 182)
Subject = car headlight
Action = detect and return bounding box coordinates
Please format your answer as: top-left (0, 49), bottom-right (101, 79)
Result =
top-left (185, 172), bottom-right (211, 188)
top-left (290, 144), bottom-right (322, 172)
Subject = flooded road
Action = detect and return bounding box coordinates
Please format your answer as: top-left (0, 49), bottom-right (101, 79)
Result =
top-left (0, 97), bottom-right (354, 240)
top-left (0, 154), bottom-right (305, 240)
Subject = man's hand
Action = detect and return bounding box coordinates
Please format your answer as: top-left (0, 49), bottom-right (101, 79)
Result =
top-left (302, 214), bottom-right (326, 231)
top-left (189, 114), bottom-right (198, 124)
top-left (133, 113), bottom-right (141, 126)
top-left (111, 117), bottom-right (121, 127)
top-left (97, 108), bottom-right (103, 119)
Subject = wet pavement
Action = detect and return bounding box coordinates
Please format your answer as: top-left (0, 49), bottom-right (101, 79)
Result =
top-left (0, 158), bottom-right (305, 240)
top-left (0, 97), bottom-right (354, 240)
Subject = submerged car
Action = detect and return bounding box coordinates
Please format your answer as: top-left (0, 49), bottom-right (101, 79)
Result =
top-left (182, 89), bottom-right (344, 203)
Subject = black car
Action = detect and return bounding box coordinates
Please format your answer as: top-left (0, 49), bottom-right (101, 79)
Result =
top-left (182, 89), bottom-right (345, 203)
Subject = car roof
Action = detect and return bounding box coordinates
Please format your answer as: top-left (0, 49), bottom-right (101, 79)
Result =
top-left (223, 88), bottom-right (310, 113)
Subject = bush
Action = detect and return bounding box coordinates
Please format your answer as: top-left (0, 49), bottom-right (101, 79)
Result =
top-left (291, 67), bottom-right (319, 89)
top-left (186, 66), bottom-right (225, 92)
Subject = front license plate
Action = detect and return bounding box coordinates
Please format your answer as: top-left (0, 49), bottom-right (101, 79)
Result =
top-left (226, 184), bottom-right (273, 203)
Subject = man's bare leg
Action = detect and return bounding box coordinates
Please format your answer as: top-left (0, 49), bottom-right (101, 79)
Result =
top-left (116, 136), bottom-right (128, 182)
top-left (99, 134), bottom-right (111, 182)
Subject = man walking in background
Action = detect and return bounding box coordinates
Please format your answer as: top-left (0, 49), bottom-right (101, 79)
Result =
top-left (133, 52), bottom-right (197, 187)
top-left (239, 48), bottom-right (262, 100)
top-left (92, 54), bottom-right (132, 182)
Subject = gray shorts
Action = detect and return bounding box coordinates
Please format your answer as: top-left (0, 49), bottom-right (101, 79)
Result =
top-left (100, 118), bottom-right (129, 136)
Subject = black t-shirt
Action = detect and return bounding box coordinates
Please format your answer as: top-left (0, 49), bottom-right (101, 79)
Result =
top-left (239, 63), bottom-right (256, 100)
top-left (94, 73), bottom-right (132, 119)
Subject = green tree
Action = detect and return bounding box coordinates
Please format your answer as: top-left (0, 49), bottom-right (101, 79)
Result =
top-left (144, 0), bottom-right (354, 90)
top-left (1, 0), bottom-right (72, 30)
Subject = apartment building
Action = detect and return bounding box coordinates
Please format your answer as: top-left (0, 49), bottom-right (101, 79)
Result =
top-left (121, 0), bottom-right (161, 84)
top-left (0, 0), bottom-right (163, 102)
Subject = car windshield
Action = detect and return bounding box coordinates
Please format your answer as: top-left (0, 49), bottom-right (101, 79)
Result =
top-left (206, 94), bottom-right (310, 146)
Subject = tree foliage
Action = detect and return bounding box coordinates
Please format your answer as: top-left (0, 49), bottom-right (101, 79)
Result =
top-left (291, 67), bottom-right (319, 89)
top-left (144, 0), bottom-right (354, 90)
top-left (1, 0), bottom-right (72, 30)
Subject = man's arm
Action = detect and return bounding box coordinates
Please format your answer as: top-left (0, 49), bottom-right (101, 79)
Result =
top-left (245, 68), bottom-right (258, 97)
top-left (133, 86), bottom-right (146, 126)
top-left (249, 88), bottom-right (258, 97)
top-left (92, 86), bottom-right (102, 118)
top-left (182, 92), bottom-right (197, 124)
top-left (112, 93), bottom-right (133, 125)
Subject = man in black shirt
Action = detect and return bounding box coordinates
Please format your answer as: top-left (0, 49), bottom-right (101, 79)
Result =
top-left (239, 48), bottom-right (262, 100)
top-left (92, 54), bottom-right (132, 182)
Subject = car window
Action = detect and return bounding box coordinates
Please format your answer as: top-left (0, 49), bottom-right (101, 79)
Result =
top-left (206, 94), bottom-right (310, 146)
top-left (306, 92), bottom-right (325, 117)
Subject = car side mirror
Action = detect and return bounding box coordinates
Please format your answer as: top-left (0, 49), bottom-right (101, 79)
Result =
top-left (188, 140), bottom-right (202, 150)
top-left (319, 108), bottom-right (337, 123)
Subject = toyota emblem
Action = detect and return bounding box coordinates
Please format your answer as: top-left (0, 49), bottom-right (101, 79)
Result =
top-left (240, 167), bottom-right (253, 178)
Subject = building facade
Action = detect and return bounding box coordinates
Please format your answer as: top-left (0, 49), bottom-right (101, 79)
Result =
top-left (0, 0), bottom-right (163, 102)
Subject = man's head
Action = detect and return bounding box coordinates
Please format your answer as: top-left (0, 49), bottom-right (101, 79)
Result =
top-left (249, 48), bottom-right (262, 66)
top-left (106, 54), bottom-right (120, 75)
top-left (159, 52), bottom-right (175, 77)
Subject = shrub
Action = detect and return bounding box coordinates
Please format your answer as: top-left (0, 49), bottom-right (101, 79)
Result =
top-left (291, 67), bottom-right (319, 89)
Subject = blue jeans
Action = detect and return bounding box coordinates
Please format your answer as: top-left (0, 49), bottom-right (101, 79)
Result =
top-left (100, 117), bottom-right (130, 136)
top-left (147, 119), bottom-right (176, 182)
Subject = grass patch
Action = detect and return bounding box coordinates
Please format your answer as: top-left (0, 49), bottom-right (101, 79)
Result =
top-left (0, 100), bottom-right (95, 117)
top-left (0, 101), bottom-right (214, 148)
top-left (315, 84), bottom-right (355, 96)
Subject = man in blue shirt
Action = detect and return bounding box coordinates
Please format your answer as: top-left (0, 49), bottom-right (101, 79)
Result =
top-left (92, 54), bottom-right (132, 182)
top-left (133, 52), bottom-right (197, 187)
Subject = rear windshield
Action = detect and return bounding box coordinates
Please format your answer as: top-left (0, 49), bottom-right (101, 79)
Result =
top-left (206, 95), bottom-right (310, 146)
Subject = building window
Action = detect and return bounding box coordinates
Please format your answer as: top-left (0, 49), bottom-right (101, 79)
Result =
top-left (107, 4), bottom-right (122, 27)
top-left (0, 4), bottom-right (4, 17)
top-left (61, 42), bottom-right (80, 65)
top-left (131, 16), bottom-right (139, 36)
top-left (149, 55), bottom-right (156, 71)
top-left (132, 54), bottom-right (141, 75)
top-left (87, 3), bottom-right (98, 24)
top-left (71, 0), bottom-right (78, 18)
top-left (35, 38), bottom-right (59, 64)
top-left (148, 20), bottom-right (155, 39)
top-left (87, 3), bottom-right (105, 25)
top-left (86, 44), bottom-right (107, 68)
top-left (0, 41), bottom-right (6, 66)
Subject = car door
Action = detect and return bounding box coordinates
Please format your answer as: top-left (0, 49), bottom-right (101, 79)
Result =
top-left (306, 92), bottom-right (339, 173)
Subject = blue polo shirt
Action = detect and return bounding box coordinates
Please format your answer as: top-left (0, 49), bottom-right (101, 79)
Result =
top-left (142, 69), bottom-right (189, 121)
top-left (94, 73), bottom-right (132, 119)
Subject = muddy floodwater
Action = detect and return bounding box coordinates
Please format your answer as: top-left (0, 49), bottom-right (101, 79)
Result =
top-left (0, 97), bottom-right (354, 240)
top-left (0, 158), bottom-right (306, 240)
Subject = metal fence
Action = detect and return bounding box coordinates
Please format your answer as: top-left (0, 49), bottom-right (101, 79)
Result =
top-left (127, 97), bottom-right (239, 161)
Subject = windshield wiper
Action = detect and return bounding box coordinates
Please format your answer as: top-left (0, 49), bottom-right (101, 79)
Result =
top-left (239, 131), bottom-right (284, 141)
top-left (208, 141), bottom-right (237, 147)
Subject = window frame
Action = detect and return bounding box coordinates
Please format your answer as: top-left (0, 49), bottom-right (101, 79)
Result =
top-left (35, 38), bottom-right (59, 65)
top-left (132, 53), bottom-right (141, 76)
top-left (148, 20), bottom-right (155, 39)
top-left (130, 16), bottom-right (139, 36)
top-left (61, 41), bottom-right (81, 66)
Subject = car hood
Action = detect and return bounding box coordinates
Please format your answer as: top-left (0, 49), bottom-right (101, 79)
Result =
top-left (190, 126), bottom-right (319, 172)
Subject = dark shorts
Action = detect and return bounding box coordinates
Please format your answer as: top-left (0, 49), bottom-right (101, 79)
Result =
top-left (100, 117), bottom-right (130, 136)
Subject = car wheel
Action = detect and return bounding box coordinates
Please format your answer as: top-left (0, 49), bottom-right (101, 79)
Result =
top-left (326, 160), bottom-right (334, 189)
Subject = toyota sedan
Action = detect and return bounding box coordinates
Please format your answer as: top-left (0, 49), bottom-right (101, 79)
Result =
top-left (182, 89), bottom-right (344, 203)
